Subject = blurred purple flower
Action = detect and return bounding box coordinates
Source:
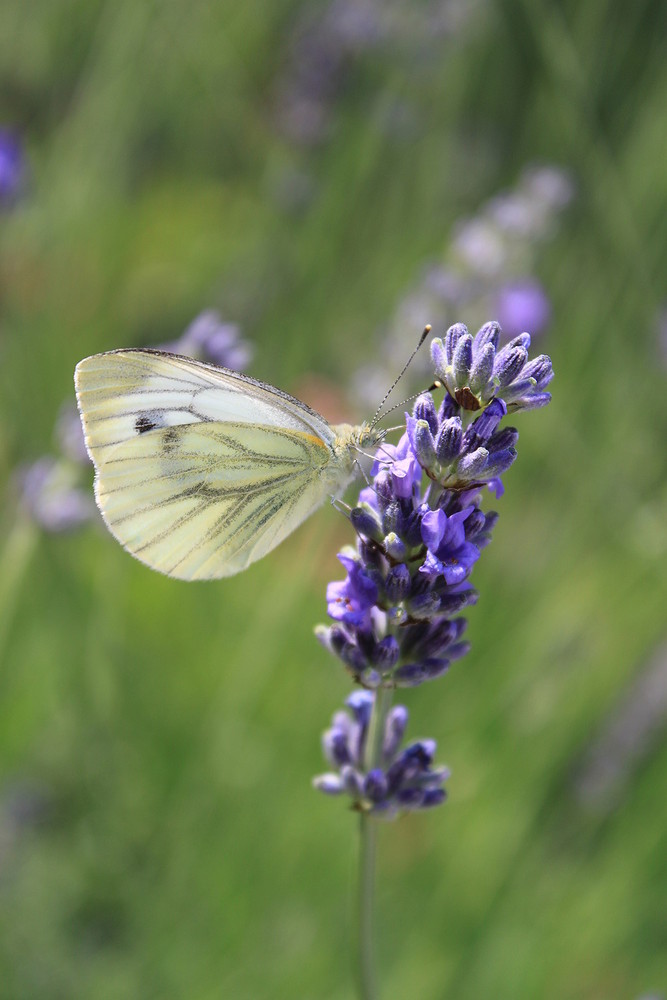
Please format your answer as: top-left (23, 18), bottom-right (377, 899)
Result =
top-left (19, 458), bottom-right (94, 532)
top-left (0, 128), bottom-right (25, 204)
top-left (495, 279), bottom-right (551, 337)
top-left (352, 164), bottom-right (573, 409)
top-left (274, 0), bottom-right (481, 148)
top-left (161, 310), bottom-right (253, 371)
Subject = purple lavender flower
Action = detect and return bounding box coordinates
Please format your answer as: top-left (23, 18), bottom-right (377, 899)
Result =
top-left (316, 321), bottom-right (552, 817)
top-left (327, 554), bottom-right (378, 628)
top-left (315, 405), bottom-right (497, 690)
top-left (161, 310), bottom-right (252, 371)
top-left (430, 321), bottom-right (553, 412)
top-left (0, 128), bottom-right (25, 205)
top-left (495, 279), bottom-right (551, 337)
top-left (317, 322), bottom-right (552, 995)
top-left (313, 692), bottom-right (449, 817)
top-left (406, 394), bottom-right (518, 488)
top-left (420, 507), bottom-right (481, 583)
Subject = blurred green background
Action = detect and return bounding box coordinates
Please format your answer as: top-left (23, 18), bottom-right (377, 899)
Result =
top-left (1, 1), bottom-right (666, 998)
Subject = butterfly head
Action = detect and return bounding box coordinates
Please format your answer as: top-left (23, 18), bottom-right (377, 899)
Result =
top-left (356, 422), bottom-right (385, 452)
top-left (332, 422), bottom-right (385, 465)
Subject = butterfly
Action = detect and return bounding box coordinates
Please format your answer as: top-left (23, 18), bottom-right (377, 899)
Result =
top-left (74, 349), bottom-right (384, 580)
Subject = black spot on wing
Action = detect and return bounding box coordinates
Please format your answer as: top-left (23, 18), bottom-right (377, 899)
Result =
top-left (135, 410), bottom-right (165, 434)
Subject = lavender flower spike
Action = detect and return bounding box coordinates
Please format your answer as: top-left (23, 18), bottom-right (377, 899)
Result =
top-left (316, 320), bottom-right (553, 997)
top-left (316, 317), bottom-right (552, 775)
top-left (314, 692), bottom-right (449, 817)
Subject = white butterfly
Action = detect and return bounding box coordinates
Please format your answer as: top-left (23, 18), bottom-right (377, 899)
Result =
top-left (74, 349), bottom-right (384, 580)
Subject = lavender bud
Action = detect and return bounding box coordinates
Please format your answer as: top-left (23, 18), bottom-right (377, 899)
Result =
top-left (501, 375), bottom-right (538, 402)
top-left (452, 333), bottom-right (473, 385)
top-left (364, 769), bottom-right (389, 803)
top-left (313, 774), bottom-right (344, 795)
top-left (446, 641), bottom-right (471, 661)
top-left (521, 354), bottom-right (553, 386)
top-left (381, 500), bottom-right (401, 537)
top-left (412, 419), bottom-right (437, 468)
top-left (484, 447), bottom-right (517, 477)
top-left (473, 321), bottom-right (500, 352)
top-left (413, 393), bottom-right (438, 435)
top-left (513, 391), bottom-right (552, 411)
top-left (323, 728), bottom-right (352, 766)
top-left (468, 342), bottom-right (495, 396)
top-left (328, 626), bottom-right (349, 656)
top-left (385, 563), bottom-right (411, 602)
top-left (470, 398), bottom-right (506, 442)
top-left (341, 765), bottom-right (365, 797)
top-left (374, 471), bottom-right (395, 508)
top-left (407, 592), bottom-right (441, 621)
top-left (507, 332), bottom-right (532, 352)
top-left (494, 346), bottom-right (528, 387)
top-left (393, 663), bottom-right (427, 687)
top-left (456, 447), bottom-right (489, 478)
top-left (383, 532), bottom-right (407, 561)
top-left (488, 427), bottom-right (519, 450)
top-left (421, 788), bottom-right (447, 808)
top-left (444, 323), bottom-right (468, 365)
top-left (439, 589), bottom-right (477, 614)
top-left (372, 636), bottom-right (400, 671)
top-left (383, 706), bottom-right (409, 759)
top-left (438, 393), bottom-right (460, 420)
top-left (399, 659), bottom-right (449, 684)
top-left (463, 509), bottom-right (486, 537)
top-left (429, 337), bottom-right (447, 373)
top-left (435, 417), bottom-right (462, 463)
top-left (395, 788), bottom-right (425, 807)
top-left (351, 505), bottom-right (383, 541)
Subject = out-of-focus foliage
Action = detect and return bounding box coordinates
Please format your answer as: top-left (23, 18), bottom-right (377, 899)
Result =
top-left (0, 1), bottom-right (665, 998)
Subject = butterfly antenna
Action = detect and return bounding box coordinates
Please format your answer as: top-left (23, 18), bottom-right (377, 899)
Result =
top-left (369, 325), bottom-right (432, 430)
top-left (373, 381), bottom-right (441, 425)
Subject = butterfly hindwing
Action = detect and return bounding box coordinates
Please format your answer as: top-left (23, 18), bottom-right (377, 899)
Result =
top-left (94, 420), bottom-right (332, 579)
top-left (74, 349), bottom-right (345, 579)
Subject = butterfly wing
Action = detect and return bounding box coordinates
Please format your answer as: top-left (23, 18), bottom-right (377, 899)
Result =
top-left (75, 349), bottom-right (343, 579)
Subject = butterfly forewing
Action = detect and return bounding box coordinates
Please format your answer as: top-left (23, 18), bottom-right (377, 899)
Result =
top-left (76, 349), bottom-right (337, 453)
top-left (75, 350), bottom-right (352, 579)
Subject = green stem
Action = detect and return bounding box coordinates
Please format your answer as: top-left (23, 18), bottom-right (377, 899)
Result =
top-left (358, 812), bottom-right (378, 1000)
top-left (357, 684), bottom-right (393, 1000)
top-left (0, 514), bottom-right (38, 664)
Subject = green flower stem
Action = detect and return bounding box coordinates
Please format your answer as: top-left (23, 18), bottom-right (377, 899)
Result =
top-left (357, 683), bottom-right (393, 1000)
